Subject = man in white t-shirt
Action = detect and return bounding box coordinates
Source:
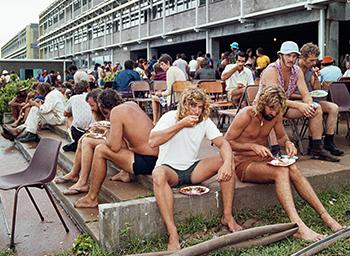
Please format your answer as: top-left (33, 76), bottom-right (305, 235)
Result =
top-left (173, 53), bottom-right (189, 80)
top-left (149, 87), bottom-right (241, 251)
top-left (151, 53), bottom-right (186, 124)
top-left (63, 81), bottom-right (93, 152)
top-left (222, 51), bottom-right (254, 104)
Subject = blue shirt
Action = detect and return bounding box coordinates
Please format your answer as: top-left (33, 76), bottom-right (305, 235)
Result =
top-left (320, 65), bottom-right (342, 82)
top-left (113, 69), bottom-right (141, 92)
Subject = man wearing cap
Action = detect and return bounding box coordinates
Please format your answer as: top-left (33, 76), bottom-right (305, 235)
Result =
top-left (298, 43), bottom-right (343, 156)
top-left (228, 42), bottom-right (240, 64)
top-left (258, 41), bottom-right (339, 162)
top-left (320, 56), bottom-right (343, 82)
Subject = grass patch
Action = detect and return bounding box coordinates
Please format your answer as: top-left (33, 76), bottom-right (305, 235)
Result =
top-left (55, 184), bottom-right (350, 255)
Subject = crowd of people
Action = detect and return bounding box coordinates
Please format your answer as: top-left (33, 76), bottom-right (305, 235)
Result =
top-left (1, 40), bottom-right (350, 251)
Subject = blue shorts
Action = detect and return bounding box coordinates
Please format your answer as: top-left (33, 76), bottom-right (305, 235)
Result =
top-left (133, 154), bottom-right (158, 176)
top-left (163, 161), bottom-right (200, 187)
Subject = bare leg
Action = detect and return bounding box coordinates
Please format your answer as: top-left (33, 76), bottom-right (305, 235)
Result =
top-left (152, 166), bottom-right (180, 251)
top-left (244, 162), bottom-right (325, 241)
top-left (319, 101), bottom-right (338, 135)
top-left (288, 164), bottom-right (343, 232)
top-left (67, 137), bottom-right (104, 192)
top-left (74, 144), bottom-right (134, 208)
top-left (151, 96), bottom-right (161, 124)
top-left (191, 156), bottom-right (241, 232)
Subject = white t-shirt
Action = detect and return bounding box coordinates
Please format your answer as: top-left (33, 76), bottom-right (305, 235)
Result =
top-left (223, 64), bottom-right (254, 91)
top-left (152, 111), bottom-right (222, 170)
top-left (65, 92), bottom-right (93, 130)
top-left (173, 58), bottom-right (189, 80)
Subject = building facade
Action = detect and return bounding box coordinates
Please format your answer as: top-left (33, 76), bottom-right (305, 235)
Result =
top-left (38, 0), bottom-right (350, 68)
top-left (1, 24), bottom-right (39, 59)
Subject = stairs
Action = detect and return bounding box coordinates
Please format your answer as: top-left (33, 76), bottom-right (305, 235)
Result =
top-left (13, 123), bottom-right (350, 250)
top-left (14, 125), bottom-right (153, 241)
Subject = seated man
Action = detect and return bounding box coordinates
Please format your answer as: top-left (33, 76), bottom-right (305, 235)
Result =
top-left (8, 87), bottom-right (27, 122)
top-left (54, 89), bottom-right (114, 193)
top-left (150, 87), bottom-right (241, 251)
top-left (4, 83), bottom-right (65, 142)
top-left (112, 59), bottom-right (141, 95)
top-left (225, 86), bottom-right (343, 241)
top-left (259, 41), bottom-right (338, 161)
top-left (63, 81), bottom-right (93, 152)
top-left (298, 43), bottom-right (343, 156)
top-left (74, 98), bottom-right (159, 208)
top-left (221, 51), bottom-right (254, 104)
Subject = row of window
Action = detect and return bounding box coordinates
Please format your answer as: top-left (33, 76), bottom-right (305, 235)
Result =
top-left (41, 0), bottom-right (219, 38)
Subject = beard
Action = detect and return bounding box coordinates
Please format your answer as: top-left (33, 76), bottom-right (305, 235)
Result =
top-left (262, 110), bottom-right (276, 121)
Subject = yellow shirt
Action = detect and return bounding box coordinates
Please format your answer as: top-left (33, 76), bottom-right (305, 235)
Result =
top-left (256, 55), bottom-right (270, 69)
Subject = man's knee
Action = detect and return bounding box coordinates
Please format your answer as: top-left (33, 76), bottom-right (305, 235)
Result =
top-left (95, 144), bottom-right (109, 157)
top-left (274, 167), bottom-right (289, 180)
top-left (152, 168), bottom-right (167, 187)
top-left (313, 107), bottom-right (323, 118)
top-left (288, 164), bottom-right (303, 179)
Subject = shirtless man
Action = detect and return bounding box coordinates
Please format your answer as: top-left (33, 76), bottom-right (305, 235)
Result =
top-left (74, 100), bottom-right (158, 208)
top-left (226, 85), bottom-right (343, 241)
top-left (150, 87), bottom-right (241, 251)
top-left (259, 41), bottom-right (338, 162)
top-left (298, 43), bottom-right (343, 156)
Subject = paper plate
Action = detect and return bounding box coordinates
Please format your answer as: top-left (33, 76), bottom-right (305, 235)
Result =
top-left (309, 90), bottom-right (328, 98)
top-left (281, 155), bottom-right (299, 161)
top-left (268, 158), bottom-right (296, 167)
top-left (179, 185), bottom-right (210, 196)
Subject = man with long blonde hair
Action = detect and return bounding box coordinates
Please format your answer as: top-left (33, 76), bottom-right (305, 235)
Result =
top-left (149, 87), bottom-right (241, 251)
top-left (226, 86), bottom-right (343, 242)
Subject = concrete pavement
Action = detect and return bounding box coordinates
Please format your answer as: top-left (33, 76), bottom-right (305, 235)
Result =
top-left (0, 134), bottom-right (80, 256)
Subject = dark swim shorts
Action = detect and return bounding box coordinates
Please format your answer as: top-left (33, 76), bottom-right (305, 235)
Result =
top-left (163, 161), bottom-right (200, 187)
top-left (133, 153), bottom-right (158, 175)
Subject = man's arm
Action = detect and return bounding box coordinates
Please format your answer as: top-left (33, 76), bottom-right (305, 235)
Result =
top-left (225, 110), bottom-right (257, 151)
top-left (274, 115), bottom-right (297, 156)
top-left (296, 70), bottom-right (313, 104)
top-left (212, 136), bottom-right (233, 182)
top-left (225, 109), bottom-right (273, 158)
top-left (221, 64), bottom-right (239, 81)
top-left (106, 107), bottom-right (124, 152)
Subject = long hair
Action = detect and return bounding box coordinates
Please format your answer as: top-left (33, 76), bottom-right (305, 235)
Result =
top-left (176, 87), bottom-right (210, 122)
top-left (253, 85), bottom-right (287, 116)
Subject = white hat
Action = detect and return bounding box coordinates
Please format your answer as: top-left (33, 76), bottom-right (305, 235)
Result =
top-left (2, 70), bottom-right (9, 75)
top-left (277, 41), bottom-right (300, 55)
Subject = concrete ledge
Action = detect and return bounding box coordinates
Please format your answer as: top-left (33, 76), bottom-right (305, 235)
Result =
top-left (99, 191), bottom-right (224, 250)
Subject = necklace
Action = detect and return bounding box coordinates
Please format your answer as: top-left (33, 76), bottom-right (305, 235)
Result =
top-left (258, 115), bottom-right (264, 127)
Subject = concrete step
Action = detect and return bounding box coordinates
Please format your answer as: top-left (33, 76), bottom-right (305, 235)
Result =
top-left (14, 131), bottom-right (153, 243)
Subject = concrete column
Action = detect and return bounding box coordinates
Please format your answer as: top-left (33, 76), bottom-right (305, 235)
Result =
top-left (318, 8), bottom-right (325, 59)
top-left (205, 31), bottom-right (211, 55)
top-left (211, 38), bottom-right (220, 68)
top-left (326, 20), bottom-right (339, 64)
top-left (147, 41), bottom-right (151, 60)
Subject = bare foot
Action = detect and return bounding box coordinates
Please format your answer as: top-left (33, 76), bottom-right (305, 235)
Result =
top-left (293, 225), bottom-right (326, 241)
top-left (221, 216), bottom-right (242, 232)
top-left (54, 173), bottom-right (79, 184)
top-left (321, 213), bottom-right (346, 232)
top-left (63, 184), bottom-right (89, 195)
top-left (109, 170), bottom-right (132, 183)
top-left (74, 195), bottom-right (98, 208)
top-left (167, 234), bottom-right (181, 251)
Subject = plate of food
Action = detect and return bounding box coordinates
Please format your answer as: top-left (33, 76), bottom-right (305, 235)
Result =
top-left (268, 157), bottom-right (296, 167)
top-left (309, 90), bottom-right (328, 98)
top-left (281, 155), bottom-right (299, 161)
top-left (178, 185), bottom-right (210, 196)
